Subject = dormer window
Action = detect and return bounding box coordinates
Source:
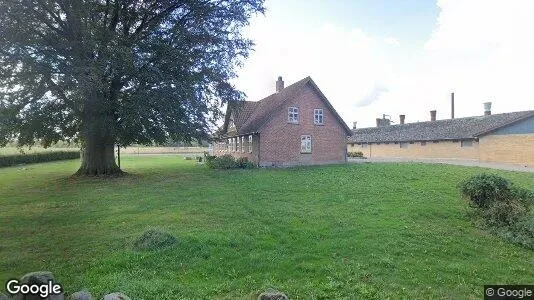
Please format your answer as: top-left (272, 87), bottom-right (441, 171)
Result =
top-left (314, 108), bottom-right (324, 125)
top-left (288, 107), bottom-right (299, 123)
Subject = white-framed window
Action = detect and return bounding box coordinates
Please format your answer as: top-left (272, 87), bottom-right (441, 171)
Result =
top-left (301, 135), bottom-right (312, 153)
top-left (234, 137), bottom-right (238, 152)
top-left (314, 108), bottom-right (324, 125)
top-left (248, 135), bottom-right (253, 153)
top-left (288, 107), bottom-right (299, 123)
top-left (241, 136), bottom-right (245, 152)
top-left (227, 138), bottom-right (231, 152)
top-left (236, 136), bottom-right (240, 152)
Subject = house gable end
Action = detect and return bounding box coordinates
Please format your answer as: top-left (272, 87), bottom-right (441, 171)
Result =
top-left (256, 78), bottom-right (351, 135)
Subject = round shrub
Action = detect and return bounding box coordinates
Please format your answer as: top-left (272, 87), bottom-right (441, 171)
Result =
top-left (458, 173), bottom-right (510, 208)
top-left (482, 199), bottom-right (528, 227)
top-left (133, 229), bottom-right (177, 251)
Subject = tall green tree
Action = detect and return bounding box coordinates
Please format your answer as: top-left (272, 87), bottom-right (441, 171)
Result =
top-left (0, 0), bottom-right (264, 175)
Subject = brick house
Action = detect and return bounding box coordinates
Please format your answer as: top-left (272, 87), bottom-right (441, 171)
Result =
top-left (348, 105), bottom-right (534, 166)
top-left (213, 76), bottom-right (352, 167)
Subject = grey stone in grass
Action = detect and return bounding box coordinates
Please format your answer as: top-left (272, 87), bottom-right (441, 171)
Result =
top-left (258, 290), bottom-right (289, 300)
top-left (69, 291), bottom-right (93, 300)
top-left (102, 293), bottom-right (131, 300)
top-left (13, 271), bottom-right (64, 300)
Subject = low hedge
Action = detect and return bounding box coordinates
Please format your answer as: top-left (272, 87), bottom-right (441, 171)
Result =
top-left (347, 151), bottom-right (365, 158)
top-left (0, 151), bottom-right (81, 168)
top-left (204, 153), bottom-right (256, 169)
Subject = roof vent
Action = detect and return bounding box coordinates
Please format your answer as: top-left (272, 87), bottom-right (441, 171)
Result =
top-left (430, 110), bottom-right (437, 122)
top-left (352, 121), bottom-right (357, 130)
top-left (399, 115), bottom-right (405, 125)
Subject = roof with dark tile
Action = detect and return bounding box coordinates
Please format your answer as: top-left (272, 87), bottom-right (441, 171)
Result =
top-left (348, 110), bottom-right (534, 143)
top-left (221, 76), bottom-right (352, 136)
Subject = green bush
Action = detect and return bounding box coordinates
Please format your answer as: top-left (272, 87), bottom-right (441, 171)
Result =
top-left (458, 173), bottom-right (510, 208)
top-left (209, 154), bottom-right (237, 169)
top-left (347, 151), bottom-right (364, 158)
top-left (236, 157), bottom-right (255, 169)
top-left (482, 198), bottom-right (528, 227)
top-left (0, 151), bottom-right (80, 168)
top-left (459, 173), bottom-right (534, 249)
top-left (204, 153), bottom-right (256, 169)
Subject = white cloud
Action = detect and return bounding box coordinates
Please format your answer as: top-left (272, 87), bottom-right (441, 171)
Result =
top-left (358, 85), bottom-right (389, 107)
top-left (384, 37), bottom-right (400, 46)
top-left (234, 6), bottom-right (394, 127)
top-left (235, 0), bottom-right (534, 128)
top-left (383, 0), bottom-right (534, 124)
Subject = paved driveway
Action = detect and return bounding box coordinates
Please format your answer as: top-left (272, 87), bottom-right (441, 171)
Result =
top-left (349, 157), bottom-right (534, 173)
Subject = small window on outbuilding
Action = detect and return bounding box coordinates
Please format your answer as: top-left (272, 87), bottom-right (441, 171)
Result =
top-left (461, 140), bottom-right (473, 147)
top-left (421, 141), bottom-right (427, 146)
top-left (400, 142), bottom-right (409, 148)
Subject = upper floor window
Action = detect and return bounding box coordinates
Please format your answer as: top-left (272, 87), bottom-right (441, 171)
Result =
top-left (248, 135), bottom-right (253, 153)
top-left (314, 108), bottom-right (324, 125)
top-left (288, 107), bottom-right (299, 123)
top-left (301, 135), bottom-right (312, 153)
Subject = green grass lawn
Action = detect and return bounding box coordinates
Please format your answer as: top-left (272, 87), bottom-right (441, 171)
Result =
top-left (1, 157), bottom-right (533, 299)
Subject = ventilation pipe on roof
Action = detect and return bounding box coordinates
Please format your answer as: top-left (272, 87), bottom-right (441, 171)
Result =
top-left (484, 102), bottom-right (492, 115)
top-left (352, 122), bottom-right (357, 130)
top-left (430, 110), bottom-right (437, 121)
top-left (399, 115), bottom-right (405, 125)
top-left (276, 76), bottom-right (284, 93)
top-left (451, 92), bottom-right (455, 119)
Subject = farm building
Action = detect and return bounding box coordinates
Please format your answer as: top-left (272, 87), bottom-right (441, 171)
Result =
top-left (212, 76), bottom-right (352, 167)
top-left (348, 105), bottom-right (534, 166)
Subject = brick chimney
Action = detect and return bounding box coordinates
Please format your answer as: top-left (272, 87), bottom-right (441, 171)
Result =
top-left (484, 102), bottom-right (492, 115)
top-left (352, 121), bottom-right (357, 130)
top-left (430, 110), bottom-right (437, 121)
top-left (276, 76), bottom-right (284, 93)
top-left (399, 115), bottom-right (405, 125)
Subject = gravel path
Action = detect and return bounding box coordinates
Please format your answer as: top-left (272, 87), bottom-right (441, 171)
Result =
top-left (349, 157), bottom-right (534, 173)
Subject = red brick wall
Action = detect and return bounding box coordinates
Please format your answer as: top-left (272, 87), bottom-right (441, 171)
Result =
top-left (259, 85), bottom-right (347, 166)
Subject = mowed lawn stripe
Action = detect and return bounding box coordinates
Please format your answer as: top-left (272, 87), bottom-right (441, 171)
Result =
top-left (0, 156), bottom-right (533, 299)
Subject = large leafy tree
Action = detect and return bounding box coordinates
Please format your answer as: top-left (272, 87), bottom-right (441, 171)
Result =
top-left (0, 0), bottom-right (264, 175)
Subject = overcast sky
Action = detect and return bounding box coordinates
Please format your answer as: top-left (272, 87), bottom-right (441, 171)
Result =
top-left (232, 0), bottom-right (534, 128)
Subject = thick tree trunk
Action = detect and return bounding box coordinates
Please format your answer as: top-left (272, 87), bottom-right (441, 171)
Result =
top-left (76, 140), bottom-right (122, 176)
top-left (75, 88), bottom-right (123, 176)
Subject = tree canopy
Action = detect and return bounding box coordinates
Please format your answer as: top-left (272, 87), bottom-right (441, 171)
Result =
top-left (0, 0), bottom-right (264, 174)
